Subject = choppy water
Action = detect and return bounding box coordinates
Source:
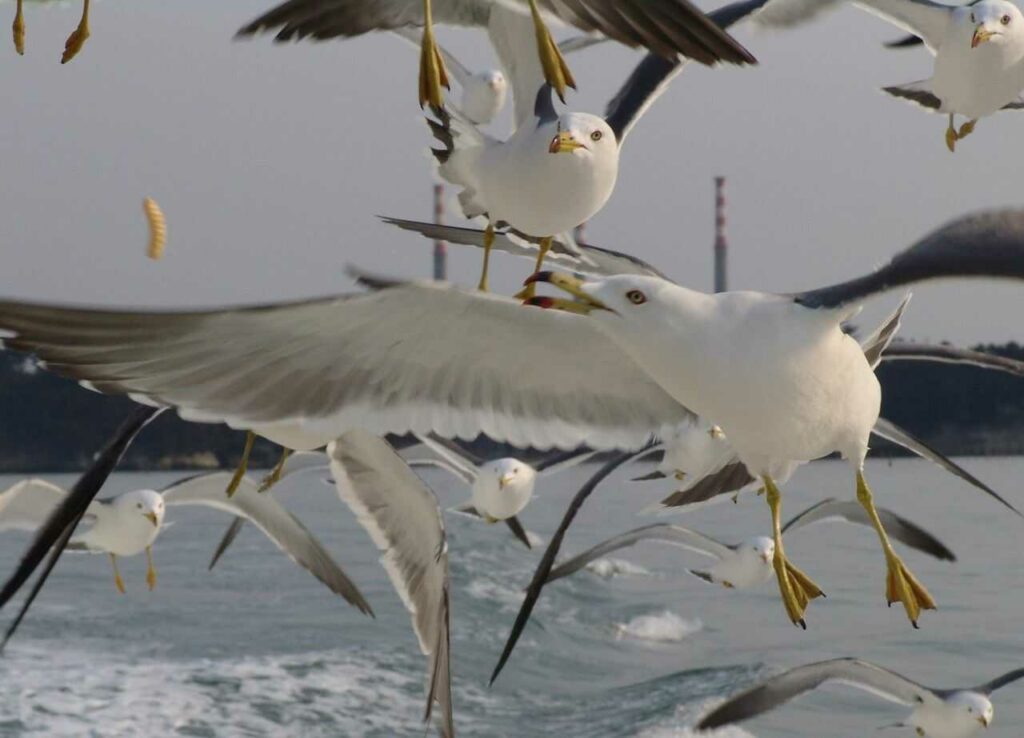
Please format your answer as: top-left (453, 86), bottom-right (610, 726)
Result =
top-left (1, 455), bottom-right (1023, 737)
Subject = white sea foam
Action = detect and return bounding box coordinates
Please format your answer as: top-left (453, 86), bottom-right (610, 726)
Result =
top-left (633, 700), bottom-right (757, 738)
top-left (614, 611), bottom-right (703, 643)
top-left (585, 557), bottom-right (651, 578)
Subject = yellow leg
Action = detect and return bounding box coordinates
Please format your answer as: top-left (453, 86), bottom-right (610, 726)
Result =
top-left (945, 114), bottom-right (958, 153)
top-left (12, 0), bottom-right (24, 56)
top-left (145, 546), bottom-right (157, 591)
top-left (477, 224), bottom-right (494, 292)
top-left (764, 476), bottom-right (824, 628)
top-left (418, 0), bottom-right (449, 109)
top-left (527, 0), bottom-right (576, 102)
top-left (109, 553), bottom-right (126, 594)
top-left (515, 237), bottom-right (553, 300)
top-left (856, 470), bottom-right (936, 627)
top-left (958, 118), bottom-right (978, 140)
top-left (61, 0), bottom-right (90, 64)
top-left (258, 447), bottom-right (294, 493)
top-left (225, 431), bottom-right (256, 498)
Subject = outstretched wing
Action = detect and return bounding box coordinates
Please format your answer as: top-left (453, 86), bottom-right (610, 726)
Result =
top-left (697, 657), bottom-right (939, 730)
top-left (0, 479), bottom-right (81, 531)
top-left (976, 668), bottom-right (1024, 695)
top-left (0, 282), bottom-right (694, 451)
top-left (161, 472), bottom-right (371, 614)
top-left (881, 342), bottom-right (1024, 377)
top-left (329, 431), bottom-right (453, 738)
top-left (545, 523), bottom-right (732, 584)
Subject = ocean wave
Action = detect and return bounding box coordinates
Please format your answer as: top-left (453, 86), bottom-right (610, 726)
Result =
top-left (586, 557), bottom-right (651, 578)
top-left (614, 611), bottom-right (703, 643)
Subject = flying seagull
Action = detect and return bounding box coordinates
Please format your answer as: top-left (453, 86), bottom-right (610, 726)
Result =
top-left (697, 657), bottom-right (1024, 736)
top-left (544, 498), bottom-right (954, 588)
top-left (329, 430), bottom-right (453, 738)
top-left (408, 433), bottom-right (594, 548)
top-left (754, 0), bottom-right (1024, 151)
top-left (0, 467), bottom-right (371, 613)
top-left (237, 0), bottom-right (755, 110)
top-left (0, 207), bottom-right (1022, 639)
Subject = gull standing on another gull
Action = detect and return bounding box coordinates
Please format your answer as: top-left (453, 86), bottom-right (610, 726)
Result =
top-left (697, 658), bottom-right (1024, 736)
top-left (544, 498), bottom-right (954, 588)
top-left (1, 209), bottom-right (1023, 642)
top-left (237, 0), bottom-right (755, 109)
top-left (407, 433), bottom-right (594, 548)
top-left (0, 471), bottom-right (370, 614)
top-left (755, 0), bottom-right (1024, 150)
top-left (328, 431), bottom-right (453, 738)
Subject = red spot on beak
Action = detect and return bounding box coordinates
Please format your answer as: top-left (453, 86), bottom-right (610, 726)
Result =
top-left (524, 297), bottom-right (555, 309)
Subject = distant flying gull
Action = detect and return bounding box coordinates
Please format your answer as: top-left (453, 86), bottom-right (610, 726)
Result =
top-left (10, 0), bottom-right (91, 61)
top-left (0, 470), bottom-right (370, 613)
top-left (407, 433), bottom-right (594, 548)
top-left (328, 431), bottom-right (453, 738)
top-left (236, 0), bottom-right (755, 110)
top-left (0, 207), bottom-right (1024, 642)
top-left (754, 0), bottom-right (1024, 151)
top-left (544, 498), bottom-right (954, 589)
top-left (696, 657), bottom-right (1024, 737)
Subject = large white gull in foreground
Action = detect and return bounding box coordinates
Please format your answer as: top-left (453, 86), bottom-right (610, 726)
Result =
top-left (0, 208), bottom-right (1022, 634)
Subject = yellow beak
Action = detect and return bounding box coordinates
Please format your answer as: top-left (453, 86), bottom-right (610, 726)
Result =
top-left (549, 131), bottom-right (585, 154)
top-left (522, 271), bottom-right (611, 314)
top-left (978, 716), bottom-right (990, 728)
top-left (709, 426), bottom-right (725, 440)
top-left (498, 474), bottom-right (514, 490)
top-left (144, 512), bottom-right (159, 527)
top-left (972, 26), bottom-right (997, 47)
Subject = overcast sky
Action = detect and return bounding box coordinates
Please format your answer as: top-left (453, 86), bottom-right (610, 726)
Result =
top-left (0, 0), bottom-right (1021, 343)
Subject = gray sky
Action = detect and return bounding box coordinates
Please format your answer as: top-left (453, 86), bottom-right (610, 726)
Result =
top-left (1, 0), bottom-right (1021, 343)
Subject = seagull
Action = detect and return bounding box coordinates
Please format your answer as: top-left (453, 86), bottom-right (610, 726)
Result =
top-left (0, 207), bottom-right (1022, 637)
top-left (407, 433), bottom-right (594, 547)
top-left (425, 0), bottom-right (766, 292)
top-left (328, 430), bottom-right (453, 738)
top-left (696, 657), bottom-right (1024, 737)
top-left (10, 0), bottom-right (90, 61)
top-left (754, 0), bottom-right (1024, 151)
top-left (237, 0), bottom-right (755, 110)
top-left (544, 497), bottom-right (954, 589)
top-left (0, 467), bottom-right (370, 614)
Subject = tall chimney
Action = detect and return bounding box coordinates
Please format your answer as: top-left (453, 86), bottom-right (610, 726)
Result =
top-left (713, 176), bottom-right (727, 293)
top-left (433, 184), bottom-right (447, 281)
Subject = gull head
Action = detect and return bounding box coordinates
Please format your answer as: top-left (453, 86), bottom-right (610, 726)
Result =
top-left (484, 70), bottom-right (507, 94)
top-left (524, 272), bottom-right (682, 324)
top-left (115, 489), bottom-right (165, 528)
top-left (947, 692), bottom-right (994, 731)
top-left (472, 458), bottom-right (537, 520)
top-left (739, 536), bottom-right (775, 565)
top-left (547, 113), bottom-right (617, 158)
top-left (484, 458), bottom-right (536, 494)
top-left (961, 0), bottom-right (1022, 48)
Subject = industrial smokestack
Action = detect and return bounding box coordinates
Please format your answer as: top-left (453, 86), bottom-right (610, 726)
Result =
top-left (433, 184), bottom-right (447, 281)
top-left (713, 176), bottom-right (727, 293)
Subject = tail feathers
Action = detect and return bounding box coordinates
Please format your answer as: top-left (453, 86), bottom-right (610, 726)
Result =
top-left (882, 80), bottom-right (942, 111)
top-left (426, 105), bottom-right (490, 219)
top-left (753, 0), bottom-right (842, 28)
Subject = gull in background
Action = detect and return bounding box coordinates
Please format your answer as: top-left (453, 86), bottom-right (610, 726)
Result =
top-left (0, 208), bottom-right (1022, 666)
top-left (0, 466), bottom-right (370, 615)
top-left (697, 657), bottom-right (1024, 737)
top-left (754, 0), bottom-right (1024, 150)
top-left (237, 0), bottom-right (755, 109)
top-left (329, 431), bottom-right (453, 738)
top-left (407, 433), bottom-right (595, 548)
top-left (544, 498), bottom-right (955, 590)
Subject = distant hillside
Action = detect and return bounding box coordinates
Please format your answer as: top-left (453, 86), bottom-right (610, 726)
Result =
top-left (0, 342), bottom-right (1022, 472)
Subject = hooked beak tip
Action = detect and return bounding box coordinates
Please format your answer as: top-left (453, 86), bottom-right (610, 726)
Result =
top-left (144, 512), bottom-right (159, 527)
top-left (972, 27), bottom-right (996, 47)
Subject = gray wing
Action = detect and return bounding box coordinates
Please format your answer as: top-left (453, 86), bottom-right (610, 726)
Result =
top-left (407, 457), bottom-right (476, 485)
top-left (419, 432), bottom-right (486, 470)
top-left (793, 208), bottom-right (1024, 310)
top-left (0, 282), bottom-right (695, 451)
top-left (380, 217), bottom-right (671, 279)
top-left (781, 498), bottom-right (955, 561)
top-left (859, 293), bottom-right (910, 369)
top-left (871, 417), bottom-right (1022, 517)
top-left (238, 0), bottom-right (756, 68)
top-left (534, 447), bottom-right (597, 474)
top-left (0, 479), bottom-right (78, 532)
top-left (545, 523), bottom-right (732, 583)
top-left (328, 431), bottom-right (452, 738)
top-left (697, 658), bottom-right (938, 731)
top-left (161, 472), bottom-right (372, 613)
top-left (604, 0), bottom-right (769, 140)
top-left (556, 34), bottom-right (606, 53)
top-left (976, 668), bottom-right (1024, 695)
top-left (884, 33), bottom-right (924, 48)
top-left (881, 342), bottom-right (1024, 377)
top-left (656, 461), bottom-right (755, 508)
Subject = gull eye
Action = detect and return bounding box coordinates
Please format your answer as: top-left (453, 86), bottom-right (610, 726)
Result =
top-left (626, 290), bottom-right (647, 305)
top-left (1002, 13), bottom-right (1011, 23)
top-left (590, 130), bottom-right (603, 142)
